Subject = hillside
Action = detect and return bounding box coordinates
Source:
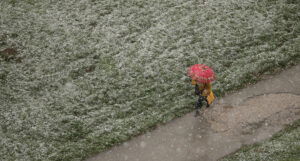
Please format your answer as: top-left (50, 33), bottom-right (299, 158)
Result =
top-left (0, 0), bottom-right (299, 160)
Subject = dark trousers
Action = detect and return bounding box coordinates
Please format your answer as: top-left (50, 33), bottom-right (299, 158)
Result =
top-left (195, 95), bottom-right (208, 110)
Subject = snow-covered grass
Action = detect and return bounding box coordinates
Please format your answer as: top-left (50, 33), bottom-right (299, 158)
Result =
top-left (0, 0), bottom-right (299, 160)
top-left (220, 119), bottom-right (300, 161)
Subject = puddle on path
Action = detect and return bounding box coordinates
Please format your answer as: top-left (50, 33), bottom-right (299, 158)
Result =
top-left (87, 93), bottom-right (300, 161)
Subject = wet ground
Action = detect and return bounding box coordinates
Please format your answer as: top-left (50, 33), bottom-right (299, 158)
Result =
top-left (86, 65), bottom-right (300, 161)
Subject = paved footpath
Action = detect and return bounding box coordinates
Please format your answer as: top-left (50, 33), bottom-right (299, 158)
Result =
top-left (87, 65), bottom-right (300, 161)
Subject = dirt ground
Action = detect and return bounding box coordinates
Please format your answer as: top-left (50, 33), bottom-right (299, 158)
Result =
top-left (86, 65), bottom-right (300, 161)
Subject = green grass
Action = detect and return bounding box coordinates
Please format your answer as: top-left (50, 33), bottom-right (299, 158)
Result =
top-left (0, 0), bottom-right (299, 160)
top-left (220, 119), bottom-right (300, 161)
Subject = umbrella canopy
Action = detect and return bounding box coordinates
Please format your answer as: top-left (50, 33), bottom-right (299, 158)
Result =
top-left (188, 64), bottom-right (215, 83)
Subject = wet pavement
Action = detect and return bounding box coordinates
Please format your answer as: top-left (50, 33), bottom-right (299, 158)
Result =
top-left (86, 65), bottom-right (300, 161)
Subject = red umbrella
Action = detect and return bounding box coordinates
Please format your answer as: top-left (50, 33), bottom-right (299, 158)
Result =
top-left (188, 64), bottom-right (215, 83)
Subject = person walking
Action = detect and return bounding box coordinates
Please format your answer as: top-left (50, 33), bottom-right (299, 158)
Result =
top-left (188, 64), bottom-right (216, 116)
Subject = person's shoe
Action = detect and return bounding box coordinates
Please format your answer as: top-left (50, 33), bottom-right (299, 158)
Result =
top-left (206, 103), bottom-right (210, 108)
top-left (194, 110), bottom-right (200, 117)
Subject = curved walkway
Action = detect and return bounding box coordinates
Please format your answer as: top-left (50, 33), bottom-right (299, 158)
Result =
top-left (87, 65), bottom-right (300, 161)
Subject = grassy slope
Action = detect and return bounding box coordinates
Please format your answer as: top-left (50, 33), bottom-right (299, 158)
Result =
top-left (220, 119), bottom-right (300, 161)
top-left (0, 0), bottom-right (299, 160)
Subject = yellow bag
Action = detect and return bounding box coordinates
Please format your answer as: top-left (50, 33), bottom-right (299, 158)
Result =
top-left (207, 91), bottom-right (215, 105)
